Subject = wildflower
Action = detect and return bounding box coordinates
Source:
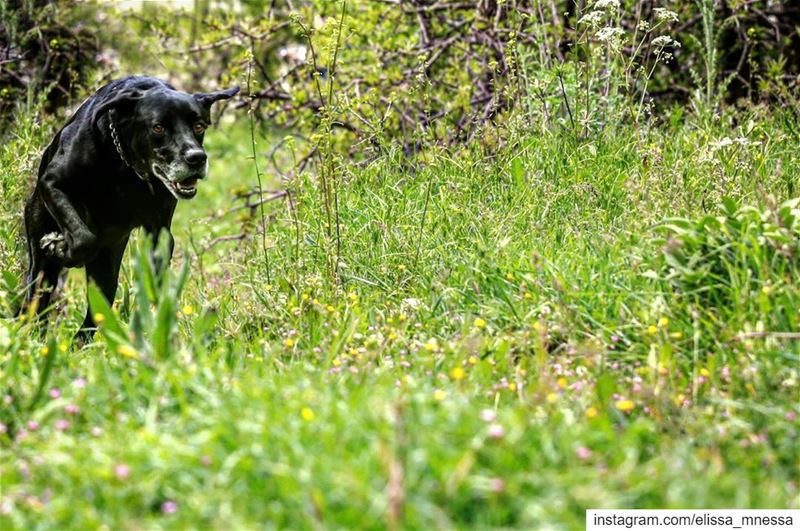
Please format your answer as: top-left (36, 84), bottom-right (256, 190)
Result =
top-left (284, 338), bottom-right (295, 348)
top-left (433, 389), bottom-right (446, 401)
top-left (347, 292), bottom-right (358, 303)
top-left (699, 368), bottom-right (711, 378)
top-left (65, 404), bottom-right (80, 415)
top-left (487, 424), bottom-right (505, 439)
top-left (182, 305), bottom-right (194, 316)
top-left (489, 478), bottom-right (505, 493)
top-left (39, 346), bottom-right (49, 356)
top-left (301, 293), bottom-right (309, 301)
top-left (398, 264), bottom-right (406, 272)
top-left (610, 334), bottom-right (620, 343)
top-left (0, 423), bottom-right (6, 434)
top-left (424, 338), bottom-right (437, 352)
top-left (49, 388), bottom-right (61, 399)
top-left (480, 409), bottom-right (497, 422)
top-left (200, 455), bottom-right (212, 466)
top-left (161, 501), bottom-right (178, 514)
top-left (114, 463), bottom-right (130, 480)
top-left (786, 411), bottom-right (797, 422)
top-left (473, 317), bottom-right (487, 329)
top-left (72, 377), bottom-right (86, 389)
top-left (505, 272), bottom-right (514, 281)
top-left (658, 317), bottom-right (669, 328)
top-left (27, 420), bottom-right (39, 431)
top-left (653, 8), bottom-right (679, 23)
top-left (651, 35), bottom-right (680, 48)
top-left (326, 305), bottom-right (335, 313)
top-left (576, 446), bottom-right (593, 460)
top-left (647, 325), bottom-right (658, 335)
top-left (116, 344), bottom-right (139, 359)
top-left (59, 343), bottom-right (68, 353)
top-left (578, 10), bottom-right (605, 27)
top-left (594, 0), bottom-right (619, 9)
top-left (91, 426), bottom-right (103, 437)
top-left (546, 392), bottom-right (558, 404)
top-left (450, 367), bottom-right (465, 381)
top-left (523, 292), bottom-right (532, 300)
top-left (615, 399), bottom-right (635, 413)
top-left (301, 407), bottom-right (315, 421)
top-left (94, 312), bottom-right (105, 325)
top-left (669, 331), bottom-right (683, 339)
top-left (54, 419), bottom-right (69, 431)
top-left (468, 355), bottom-right (478, 365)
top-left (596, 27), bottom-right (625, 45)
top-left (557, 377), bottom-right (568, 389)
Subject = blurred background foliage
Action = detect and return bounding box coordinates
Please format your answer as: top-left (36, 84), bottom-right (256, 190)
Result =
top-left (2, 0), bottom-right (800, 150)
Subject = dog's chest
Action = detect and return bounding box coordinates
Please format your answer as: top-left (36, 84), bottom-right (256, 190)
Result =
top-left (80, 177), bottom-right (174, 242)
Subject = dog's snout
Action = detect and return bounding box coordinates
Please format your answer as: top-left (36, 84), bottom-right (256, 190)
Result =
top-left (184, 149), bottom-right (207, 167)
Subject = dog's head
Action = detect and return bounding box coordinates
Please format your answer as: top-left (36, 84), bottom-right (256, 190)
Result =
top-left (95, 84), bottom-right (239, 199)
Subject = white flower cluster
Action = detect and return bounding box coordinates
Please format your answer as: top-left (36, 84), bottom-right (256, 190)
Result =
top-left (594, 0), bottom-right (620, 10)
top-left (653, 8), bottom-right (679, 23)
top-left (651, 35), bottom-right (680, 48)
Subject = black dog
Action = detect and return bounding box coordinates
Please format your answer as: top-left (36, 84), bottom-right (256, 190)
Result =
top-left (22, 76), bottom-right (239, 337)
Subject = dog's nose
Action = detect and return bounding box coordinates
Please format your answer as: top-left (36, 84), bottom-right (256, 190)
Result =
top-left (184, 149), bottom-right (207, 167)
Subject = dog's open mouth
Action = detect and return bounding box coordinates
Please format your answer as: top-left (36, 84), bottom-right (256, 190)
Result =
top-left (172, 176), bottom-right (199, 199)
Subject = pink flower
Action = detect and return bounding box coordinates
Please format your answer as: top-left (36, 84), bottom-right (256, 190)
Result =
top-left (72, 378), bottom-right (87, 389)
top-left (480, 409), bottom-right (497, 422)
top-left (785, 411), bottom-right (797, 422)
top-left (489, 478), bottom-right (505, 493)
top-left (487, 424), bottom-right (505, 439)
top-left (65, 404), bottom-right (80, 415)
top-left (27, 421), bottom-right (39, 431)
top-left (161, 500), bottom-right (178, 514)
top-left (0, 423), bottom-right (6, 434)
top-left (49, 388), bottom-right (61, 399)
top-left (200, 455), bottom-right (212, 466)
top-left (114, 464), bottom-right (130, 480)
top-left (576, 446), bottom-right (593, 460)
top-left (54, 419), bottom-right (70, 431)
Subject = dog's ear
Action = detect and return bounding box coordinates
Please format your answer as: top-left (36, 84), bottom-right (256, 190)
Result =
top-left (193, 86), bottom-right (240, 108)
top-left (92, 87), bottom-right (147, 124)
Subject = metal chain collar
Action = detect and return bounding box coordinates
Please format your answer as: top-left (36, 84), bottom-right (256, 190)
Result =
top-left (108, 109), bottom-right (154, 195)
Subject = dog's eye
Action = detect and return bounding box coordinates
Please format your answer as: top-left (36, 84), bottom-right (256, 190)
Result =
top-left (194, 122), bottom-right (206, 134)
top-left (153, 124), bottom-right (165, 135)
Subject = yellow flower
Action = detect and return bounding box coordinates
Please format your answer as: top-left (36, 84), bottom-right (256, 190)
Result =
top-left (301, 407), bottom-right (315, 421)
top-left (509, 382), bottom-right (517, 392)
top-left (669, 331), bottom-right (683, 339)
top-left (117, 344), bottom-right (139, 360)
top-left (347, 292), bottom-right (358, 303)
top-left (557, 377), bottom-right (568, 389)
top-left (326, 305), bottom-right (335, 313)
top-left (658, 317), bottom-right (669, 328)
top-left (468, 355), bottom-right (478, 365)
top-left (388, 332), bottom-right (398, 341)
top-left (39, 346), bottom-right (49, 356)
top-left (647, 325), bottom-right (658, 335)
top-left (532, 320), bottom-right (544, 332)
top-left (450, 367), bottom-right (465, 381)
top-left (284, 338), bottom-right (295, 348)
top-left (398, 313), bottom-right (408, 322)
top-left (505, 272), bottom-right (514, 281)
top-left (424, 339), bottom-right (437, 352)
top-left (433, 389), bottom-right (446, 401)
top-left (398, 264), bottom-right (406, 272)
top-left (59, 343), bottom-right (68, 353)
top-left (546, 392), bottom-right (558, 403)
top-left (586, 406), bottom-right (599, 419)
top-left (332, 357), bottom-right (341, 367)
top-left (473, 317), bottom-right (487, 329)
top-left (699, 367), bottom-right (711, 377)
top-left (524, 292), bottom-right (532, 300)
top-left (94, 313), bottom-right (106, 324)
top-left (615, 399), bottom-right (635, 413)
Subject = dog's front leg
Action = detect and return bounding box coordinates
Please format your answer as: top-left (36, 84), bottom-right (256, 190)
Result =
top-left (39, 171), bottom-right (98, 267)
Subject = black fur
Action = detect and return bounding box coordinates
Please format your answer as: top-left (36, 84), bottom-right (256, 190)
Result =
top-left (22, 76), bottom-right (239, 338)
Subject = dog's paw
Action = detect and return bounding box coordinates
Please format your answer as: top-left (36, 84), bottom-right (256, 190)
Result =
top-left (40, 232), bottom-right (67, 259)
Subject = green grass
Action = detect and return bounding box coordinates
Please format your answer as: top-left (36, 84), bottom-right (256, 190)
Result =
top-left (1, 103), bottom-right (799, 529)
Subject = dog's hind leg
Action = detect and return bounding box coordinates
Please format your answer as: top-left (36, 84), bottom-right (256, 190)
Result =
top-left (22, 194), bottom-right (64, 319)
top-left (78, 238), bottom-right (128, 340)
